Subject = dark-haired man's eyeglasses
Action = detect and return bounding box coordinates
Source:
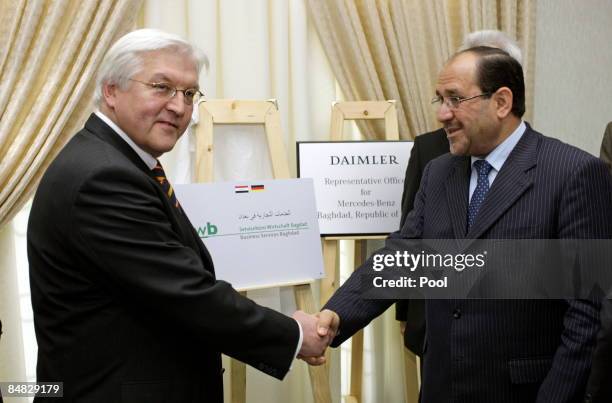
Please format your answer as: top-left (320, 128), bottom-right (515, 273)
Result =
top-left (431, 93), bottom-right (491, 109)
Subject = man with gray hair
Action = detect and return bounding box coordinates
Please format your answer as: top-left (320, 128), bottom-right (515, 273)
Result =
top-left (28, 29), bottom-right (328, 402)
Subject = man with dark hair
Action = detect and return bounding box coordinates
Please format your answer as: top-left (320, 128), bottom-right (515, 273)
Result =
top-left (396, 31), bottom-right (524, 359)
top-left (584, 123), bottom-right (612, 403)
top-left (307, 47), bottom-right (612, 402)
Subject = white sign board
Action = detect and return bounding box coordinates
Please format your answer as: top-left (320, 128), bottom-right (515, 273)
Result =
top-left (175, 179), bottom-right (324, 290)
top-left (297, 141), bottom-right (413, 236)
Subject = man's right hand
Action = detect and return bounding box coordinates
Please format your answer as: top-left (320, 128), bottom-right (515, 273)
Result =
top-left (316, 309), bottom-right (340, 340)
top-left (293, 310), bottom-right (331, 365)
top-left (292, 309), bottom-right (340, 366)
top-left (303, 309), bottom-right (340, 366)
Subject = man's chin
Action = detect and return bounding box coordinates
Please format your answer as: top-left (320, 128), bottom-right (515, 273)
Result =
top-left (449, 142), bottom-right (468, 156)
top-left (147, 140), bottom-right (179, 158)
top-left (150, 130), bottom-right (182, 152)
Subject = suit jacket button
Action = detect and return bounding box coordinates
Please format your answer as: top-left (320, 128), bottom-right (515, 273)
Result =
top-left (583, 392), bottom-right (592, 403)
top-left (453, 309), bottom-right (461, 319)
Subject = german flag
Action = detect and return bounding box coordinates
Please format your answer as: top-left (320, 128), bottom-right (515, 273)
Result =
top-left (250, 184), bottom-right (265, 192)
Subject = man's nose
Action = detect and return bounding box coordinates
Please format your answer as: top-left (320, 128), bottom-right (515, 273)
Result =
top-left (166, 92), bottom-right (187, 116)
top-left (436, 101), bottom-right (453, 123)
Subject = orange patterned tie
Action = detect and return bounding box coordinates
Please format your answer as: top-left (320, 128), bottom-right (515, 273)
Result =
top-left (153, 161), bottom-right (180, 208)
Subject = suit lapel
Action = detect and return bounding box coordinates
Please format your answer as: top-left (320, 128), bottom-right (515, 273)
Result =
top-left (85, 114), bottom-right (151, 174)
top-left (464, 128), bottom-right (539, 243)
top-left (445, 156), bottom-right (471, 241)
top-left (84, 114), bottom-right (216, 275)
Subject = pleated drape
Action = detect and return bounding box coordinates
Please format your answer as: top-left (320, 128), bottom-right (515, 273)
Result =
top-left (306, 0), bottom-right (536, 140)
top-left (0, 0), bottom-right (143, 227)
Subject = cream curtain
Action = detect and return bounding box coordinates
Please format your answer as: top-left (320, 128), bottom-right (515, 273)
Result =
top-left (306, 0), bottom-right (537, 140)
top-left (0, 0), bottom-right (143, 227)
top-left (0, 224), bottom-right (25, 399)
top-left (0, 0), bottom-right (141, 390)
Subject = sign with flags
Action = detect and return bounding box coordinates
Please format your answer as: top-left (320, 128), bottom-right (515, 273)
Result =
top-left (234, 184), bottom-right (265, 194)
top-left (175, 179), bottom-right (324, 290)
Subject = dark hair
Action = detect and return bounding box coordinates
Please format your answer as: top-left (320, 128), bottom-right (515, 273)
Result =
top-left (458, 46), bottom-right (526, 118)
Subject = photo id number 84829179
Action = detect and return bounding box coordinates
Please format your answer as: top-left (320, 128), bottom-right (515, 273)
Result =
top-left (0, 382), bottom-right (63, 397)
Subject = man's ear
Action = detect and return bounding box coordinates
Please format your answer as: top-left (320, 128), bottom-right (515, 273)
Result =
top-left (493, 87), bottom-right (513, 119)
top-left (102, 83), bottom-right (118, 109)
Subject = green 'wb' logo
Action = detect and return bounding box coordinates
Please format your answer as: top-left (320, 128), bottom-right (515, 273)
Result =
top-left (197, 222), bottom-right (218, 237)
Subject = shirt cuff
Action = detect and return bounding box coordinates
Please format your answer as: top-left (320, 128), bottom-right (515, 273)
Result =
top-left (290, 318), bottom-right (304, 370)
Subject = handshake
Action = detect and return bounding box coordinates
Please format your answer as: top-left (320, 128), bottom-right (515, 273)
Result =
top-left (292, 309), bottom-right (340, 366)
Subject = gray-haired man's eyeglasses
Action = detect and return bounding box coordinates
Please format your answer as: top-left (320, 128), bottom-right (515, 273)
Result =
top-left (129, 79), bottom-right (204, 105)
top-left (431, 93), bottom-right (491, 109)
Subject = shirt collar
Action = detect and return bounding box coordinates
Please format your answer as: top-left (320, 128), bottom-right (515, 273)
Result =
top-left (94, 110), bottom-right (158, 170)
top-left (471, 120), bottom-right (526, 172)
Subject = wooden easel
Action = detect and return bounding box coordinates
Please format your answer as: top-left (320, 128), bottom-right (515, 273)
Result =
top-left (194, 99), bottom-right (332, 403)
top-left (322, 101), bottom-right (419, 403)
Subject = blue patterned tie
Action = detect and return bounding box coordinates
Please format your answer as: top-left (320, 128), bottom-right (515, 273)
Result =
top-left (467, 159), bottom-right (493, 231)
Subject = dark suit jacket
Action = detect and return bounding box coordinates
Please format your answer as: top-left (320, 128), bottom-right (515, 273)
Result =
top-left (584, 126), bottom-right (612, 402)
top-left (27, 114), bottom-right (299, 403)
top-left (324, 125), bottom-right (612, 403)
top-left (396, 128), bottom-right (448, 356)
top-left (585, 298), bottom-right (612, 403)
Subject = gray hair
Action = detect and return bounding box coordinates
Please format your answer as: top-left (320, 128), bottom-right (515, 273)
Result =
top-left (94, 28), bottom-right (209, 106)
top-left (460, 30), bottom-right (523, 66)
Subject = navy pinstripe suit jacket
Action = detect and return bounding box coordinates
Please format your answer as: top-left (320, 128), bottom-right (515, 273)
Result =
top-left (324, 125), bottom-right (612, 403)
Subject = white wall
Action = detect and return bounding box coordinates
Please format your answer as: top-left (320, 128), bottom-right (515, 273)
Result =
top-left (533, 0), bottom-right (612, 156)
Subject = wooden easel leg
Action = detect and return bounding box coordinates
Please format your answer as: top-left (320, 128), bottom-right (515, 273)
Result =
top-left (231, 359), bottom-right (246, 403)
top-left (321, 239), bottom-right (338, 307)
top-left (348, 329), bottom-right (364, 403)
top-left (345, 240), bottom-right (367, 403)
top-left (403, 349), bottom-right (420, 403)
top-left (321, 239), bottom-right (339, 380)
top-left (294, 284), bottom-right (332, 403)
top-left (230, 290), bottom-right (249, 403)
